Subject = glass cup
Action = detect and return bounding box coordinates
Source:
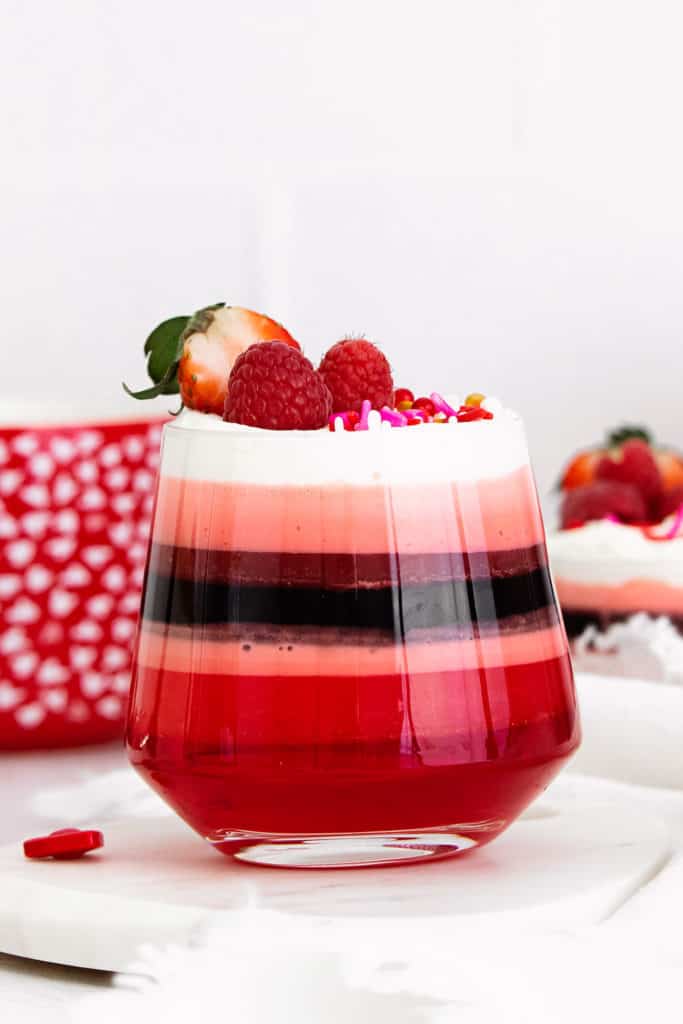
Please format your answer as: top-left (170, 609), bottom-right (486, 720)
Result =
top-left (127, 412), bottom-right (580, 867)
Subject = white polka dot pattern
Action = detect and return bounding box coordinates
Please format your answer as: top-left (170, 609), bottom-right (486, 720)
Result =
top-left (0, 419), bottom-right (166, 749)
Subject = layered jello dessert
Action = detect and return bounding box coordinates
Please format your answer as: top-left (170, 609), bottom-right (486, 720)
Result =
top-left (126, 305), bottom-right (579, 867)
top-left (550, 427), bottom-right (683, 641)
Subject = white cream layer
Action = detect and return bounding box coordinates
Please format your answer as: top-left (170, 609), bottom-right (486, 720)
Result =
top-left (549, 520), bottom-right (683, 587)
top-left (160, 405), bottom-right (530, 486)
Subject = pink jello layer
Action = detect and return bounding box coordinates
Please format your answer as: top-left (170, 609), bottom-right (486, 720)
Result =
top-left (137, 623), bottom-right (568, 677)
top-left (153, 466), bottom-right (544, 554)
top-left (555, 578), bottom-right (683, 616)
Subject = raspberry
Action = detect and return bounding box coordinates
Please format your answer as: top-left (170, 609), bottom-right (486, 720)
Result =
top-left (596, 439), bottom-right (662, 511)
top-left (658, 485), bottom-right (683, 521)
top-left (224, 342), bottom-right (332, 430)
top-left (560, 481), bottom-right (647, 529)
top-left (319, 338), bottom-right (393, 413)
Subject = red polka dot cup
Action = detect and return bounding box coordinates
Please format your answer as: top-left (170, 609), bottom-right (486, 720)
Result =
top-left (0, 411), bottom-right (167, 749)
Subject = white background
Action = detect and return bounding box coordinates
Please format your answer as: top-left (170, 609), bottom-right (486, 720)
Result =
top-left (2, 0), bottom-right (682, 494)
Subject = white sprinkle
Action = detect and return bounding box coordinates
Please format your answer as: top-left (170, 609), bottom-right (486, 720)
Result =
top-left (367, 410), bottom-right (382, 431)
top-left (481, 395), bottom-right (503, 416)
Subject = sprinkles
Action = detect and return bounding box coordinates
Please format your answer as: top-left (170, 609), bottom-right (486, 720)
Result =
top-left (328, 390), bottom-right (498, 431)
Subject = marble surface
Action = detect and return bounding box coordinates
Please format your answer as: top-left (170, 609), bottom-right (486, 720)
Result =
top-left (0, 777), bottom-right (671, 972)
top-left (1, 672), bottom-right (683, 1020)
top-left (572, 672), bottom-right (683, 788)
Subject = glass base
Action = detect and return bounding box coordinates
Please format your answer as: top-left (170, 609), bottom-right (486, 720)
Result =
top-left (210, 827), bottom-right (479, 868)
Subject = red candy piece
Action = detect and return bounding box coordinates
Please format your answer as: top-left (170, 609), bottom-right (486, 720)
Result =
top-left (394, 387), bottom-right (414, 408)
top-left (23, 828), bottom-right (104, 860)
top-left (457, 405), bottom-right (494, 422)
top-left (412, 397), bottom-right (436, 417)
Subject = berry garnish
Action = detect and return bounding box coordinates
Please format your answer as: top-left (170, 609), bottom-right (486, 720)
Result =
top-left (596, 438), bottom-right (662, 513)
top-left (225, 342), bottom-right (331, 430)
top-left (560, 481), bottom-right (647, 529)
top-left (558, 425), bottom-right (683, 505)
top-left (125, 304), bottom-right (299, 415)
top-left (559, 450), bottom-right (603, 491)
top-left (606, 425), bottom-right (653, 447)
top-left (656, 449), bottom-right (683, 494)
top-left (394, 387), bottom-right (414, 410)
top-left (318, 338), bottom-right (393, 413)
top-left (412, 396), bottom-right (436, 417)
top-left (658, 485), bottom-right (683, 521)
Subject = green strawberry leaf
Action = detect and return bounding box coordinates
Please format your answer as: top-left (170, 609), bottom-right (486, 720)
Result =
top-left (123, 304), bottom-right (226, 401)
top-left (606, 424), bottom-right (653, 448)
top-left (124, 314), bottom-right (188, 400)
top-left (144, 316), bottom-right (190, 385)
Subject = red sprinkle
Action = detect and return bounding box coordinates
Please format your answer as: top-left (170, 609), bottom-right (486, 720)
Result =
top-left (328, 410), bottom-right (360, 431)
top-left (412, 397), bottom-right (436, 417)
top-left (23, 828), bottom-right (104, 860)
top-left (457, 405), bottom-right (494, 422)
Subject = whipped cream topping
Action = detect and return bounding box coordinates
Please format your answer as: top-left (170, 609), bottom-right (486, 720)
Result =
top-left (160, 405), bottom-right (530, 486)
top-left (549, 520), bottom-right (683, 588)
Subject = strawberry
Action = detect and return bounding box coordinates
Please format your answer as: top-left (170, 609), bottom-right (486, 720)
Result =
top-left (656, 449), bottom-right (683, 494)
top-left (560, 481), bottom-right (647, 529)
top-left (559, 449), bottom-right (603, 491)
top-left (596, 438), bottom-right (662, 511)
top-left (124, 304), bottom-right (299, 415)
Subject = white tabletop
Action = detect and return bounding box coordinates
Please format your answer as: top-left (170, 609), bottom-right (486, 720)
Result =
top-left (2, 676), bottom-right (683, 1023)
top-left (0, 745), bottom-right (124, 1022)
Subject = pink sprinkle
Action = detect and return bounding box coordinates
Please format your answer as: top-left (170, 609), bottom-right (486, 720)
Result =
top-left (604, 515), bottom-right (620, 523)
top-left (380, 406), bottom-right (408, 427)
top-left (408, 408), bottom-right (429, 422)
top-left (430, 392), bottom-right (458, 418)
top-left (665, 504), bottom-right (683, 539)
top-left (355, 399), bottom-right (372, 431)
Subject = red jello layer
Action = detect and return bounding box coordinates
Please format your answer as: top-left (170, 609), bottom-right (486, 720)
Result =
top-left (153, 466), bottom-right (544, 554)
top-left (128, 656), bottom-right (578, 839)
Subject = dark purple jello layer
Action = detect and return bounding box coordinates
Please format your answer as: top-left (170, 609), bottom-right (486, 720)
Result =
top-left (147, 542), bottom-right (548, 588)
top-left (142, 542), bottom-right (557, 637)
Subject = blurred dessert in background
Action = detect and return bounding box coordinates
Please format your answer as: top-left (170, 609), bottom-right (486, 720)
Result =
top-left (549, 426), bottom-right (683, 661)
